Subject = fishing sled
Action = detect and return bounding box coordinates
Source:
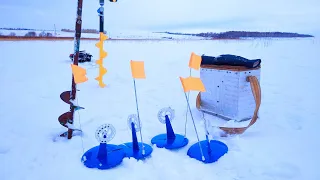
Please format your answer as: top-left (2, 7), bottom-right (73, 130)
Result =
top-left (196, 54), bottom-right (262, 136)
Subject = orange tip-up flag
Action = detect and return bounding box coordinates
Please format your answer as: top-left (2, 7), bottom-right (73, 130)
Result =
top-left (189, 52), bottom-right (202, 70)
top-left (130, 60), bottom-right (146, 79)
top-left (179, 76), bottom-right (206, 92)
top-left (71, 64), bottom-right (88, 84)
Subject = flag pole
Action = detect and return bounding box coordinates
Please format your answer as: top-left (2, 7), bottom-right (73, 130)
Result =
top-left (133, 78), bottom-right (145, 155)
top-left (183, 92), bottom-right (205, 161)
top-left (184, 68), bottom-right (192, 137)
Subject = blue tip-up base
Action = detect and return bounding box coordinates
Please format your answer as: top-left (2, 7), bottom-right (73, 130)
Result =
top-left (119, 142), bottom-right (153, 160)
top-left (151, 134), bottom-right (189, 149)
top-left (187, 140), bottom-right (228, 163)
top-left (151, 115), bottom-right (188, 150)
top-left (81, 144), bottom-right (125, 170)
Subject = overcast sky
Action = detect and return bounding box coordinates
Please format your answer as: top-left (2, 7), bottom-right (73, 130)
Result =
top-left (1, 0), bottom-right (320, 34)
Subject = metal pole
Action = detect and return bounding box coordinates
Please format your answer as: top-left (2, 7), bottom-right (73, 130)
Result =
top-left (183, 92), bottom-right (205, 161)
top-left (67, 0), bottom-right (84, 139)
top-left (133, 79), bottom-right (145, 154)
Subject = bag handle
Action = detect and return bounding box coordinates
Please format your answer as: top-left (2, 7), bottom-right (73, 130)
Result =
top-left (219, 76), bottom-right (261, 135)
top-left (196, 75), bottom-right (261, 136)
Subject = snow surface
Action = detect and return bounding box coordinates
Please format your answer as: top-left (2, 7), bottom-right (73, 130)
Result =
top-left (0, 38), bottom-right (320, 180)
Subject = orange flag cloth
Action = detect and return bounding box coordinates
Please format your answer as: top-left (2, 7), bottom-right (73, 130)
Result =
top-left (130, 60), bottom-right (146, 79)
top-left (189, 52), bottom-right (202, 70)
top-left (179, 76), bottom-right (206, 92)
top-left (71, 64), bottom-right (88, 84)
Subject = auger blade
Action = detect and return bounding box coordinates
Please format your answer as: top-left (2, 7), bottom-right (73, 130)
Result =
top-left (58, 112), bottom-right (72, 128)
top-left (60, 129), bottom-right (82, 137)
top-left (60, 91), bottom-right (71, 104)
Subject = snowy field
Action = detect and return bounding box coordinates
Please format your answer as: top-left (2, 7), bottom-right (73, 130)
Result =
top-left (0, 38), bottom-right (320, 180)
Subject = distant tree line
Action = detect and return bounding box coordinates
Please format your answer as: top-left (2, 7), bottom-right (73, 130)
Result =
top-left (162, 31), bottom-right (314, 38)
top-left (24, 31), bottom-right (53, 37)
top-left (0, 27), bottom-right (51, 31)
top-left (0, 27), bottom-right (36, 30)
top-left (0, 27), bottom-right (104, 34)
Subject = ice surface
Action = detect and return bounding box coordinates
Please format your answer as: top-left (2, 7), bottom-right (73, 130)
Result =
top-left (0, 37), bottom-right (320, 180)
